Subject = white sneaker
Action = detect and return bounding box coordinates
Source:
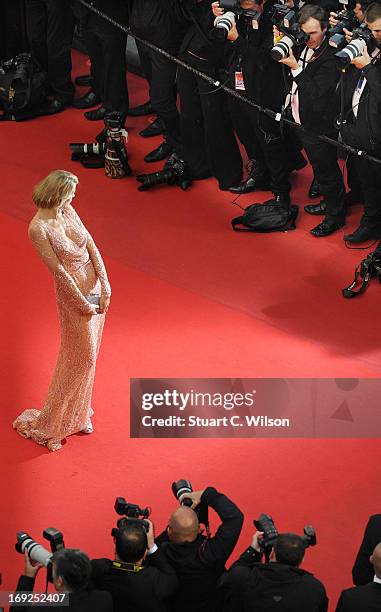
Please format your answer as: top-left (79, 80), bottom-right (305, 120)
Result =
top-left (81, 418), bottom-right (93, 434)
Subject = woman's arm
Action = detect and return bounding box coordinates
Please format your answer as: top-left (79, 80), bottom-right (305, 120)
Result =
top-left (66, 204), bottom-right (111, 297)
top-left (28, 222), bottom-right (97, 315)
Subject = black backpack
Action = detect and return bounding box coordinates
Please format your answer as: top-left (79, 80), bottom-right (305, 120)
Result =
top-left (0, 53), bottom-right (47, 121)
top-left (232, 203), bottom-right (299, 233)
top-left (342, 241), bottom-right (381, 297)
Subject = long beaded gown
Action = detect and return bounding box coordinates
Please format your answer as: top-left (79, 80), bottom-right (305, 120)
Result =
top-left (12, 203), bottom-right (111, 451)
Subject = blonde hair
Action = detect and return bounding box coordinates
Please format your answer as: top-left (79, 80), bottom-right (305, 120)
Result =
top-left (32, 170), bottom-right (79, 209)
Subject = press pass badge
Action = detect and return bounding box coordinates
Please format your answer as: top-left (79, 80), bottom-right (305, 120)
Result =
top-left (235, 71), bottom-right (245, 91)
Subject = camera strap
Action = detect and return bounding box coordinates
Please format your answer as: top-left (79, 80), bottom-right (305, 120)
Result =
top-left (342, 264), bottom-right (372, 297)
top-left (112, 560), bottom-right (144, 573)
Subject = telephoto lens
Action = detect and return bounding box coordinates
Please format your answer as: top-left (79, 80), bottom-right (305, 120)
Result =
top-left (69, 142), bottom-right (105, 156)
top-left (335, 37), bottom-right (367, 62)
top-left (213, 12), bottom-right (236, 39)
top-left (271, 35), bottom-right (295, 60)
top-left (15, 532), bottom-right (53, 566)
top-left (172, 479), bottom-right (194, 507)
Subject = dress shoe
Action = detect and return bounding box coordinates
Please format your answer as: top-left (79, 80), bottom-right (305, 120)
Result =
top-left (144, 140), bottom-right (173, 163)
top-left (228, 173), bottom-right (270, 194)
top-left (344, 225), bottom-right (380, 243)
top-left (128, 101), bottom-right (154, 116)
top-left (229, 160), bottom-right (271, 194)
top-left (310, 219), bottom-right (344, 237)
top-left (84, 105), bottom-right (106, 121)
top-left (304, 200), bottom-right (326, 215)
top-left (81, 418), bottom-right (93, 434)
top-left (139, 117), bottom-right (164, 138)
top-left (75, 74), bottom-right (93, 87)
top-left (41, 98), bottom-right (69, 115)
top-left (73, 90), bottom-right (101, 109)
top-left (308, 177), bottom-right (322, 199)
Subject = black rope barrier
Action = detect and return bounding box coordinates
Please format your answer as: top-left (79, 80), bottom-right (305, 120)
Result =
top-left (77, 0), bottom-right (381, 166)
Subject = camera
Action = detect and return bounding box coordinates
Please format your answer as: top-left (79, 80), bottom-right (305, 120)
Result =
top-left (335, 22), bottom-right (375, 63)
top-left (111, 497), bottom-right (151, 536)
top-left (136, 154), bottom-right (192, 192)
top-left (171, 479), bottom-right (210, 529)
top-left (328, 10), bottom-right (359, 50)
top-left (271, 6), bottom-right (309, 60)
top-left (218, 0), bottom-right (262, 25)
top-left (15, 528), bottom-right (65, 582)
top-left (253, 514), bottom-right (317, 560)
top-left (213, 11), bottom-right (237, 39)
top-left (70, 142), bottom-right (105, 160)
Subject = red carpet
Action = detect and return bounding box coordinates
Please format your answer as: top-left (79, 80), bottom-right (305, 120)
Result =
top-left (1, 50), bottom-right (381, 610)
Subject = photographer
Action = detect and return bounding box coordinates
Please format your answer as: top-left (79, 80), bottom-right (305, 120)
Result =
top-left (11, 549), bottom-right (112, 611)
top-left (129, 0), bottom-right (185, 162)
top-left (352, 514), bottom-right (381, 585)
top-left (156, 486), bottom-right (244, 612)
top-left (90, 518), bottom-right (178, 612)
top-left (339, 1), bottom-right (381, 242)
top-left (276, 3), bottom-right (347, 237)
top-left (337, 542), bottom-right (381, 610)
top-left (219, 530), bottom-right (328, 611)
top-left (215, 0), bottom-right (298, 201)
top-left (75, 0), bottom-right (129, 123)
top-left (174, 0), bottom-right (243, 190)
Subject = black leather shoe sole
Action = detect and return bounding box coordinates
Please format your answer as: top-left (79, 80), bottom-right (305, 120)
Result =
top-left (304, 201), bottom-right (326, 215)
top-left (310, 221), bottom-right (344, 237)
top-left (84, 106), bottom-right (106, 121)
top-left (139, 118), bottom-right (164, 138)
top-left (73, 92), bottom-right (101, 109)
top-left (144, 142), bottom-right (173, 163)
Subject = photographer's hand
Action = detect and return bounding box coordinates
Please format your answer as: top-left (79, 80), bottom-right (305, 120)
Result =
top-left (24, 551), bottom-right (43, 578)
top-left (343, 27), bottom-right (353, 43)
top-left (228, 24), bottom-right (239, 41)
top-left (179, 489), bottom-right (205, 509)
top-left (146, 519), bottom-right (155, 550)
top-left (329, 11), bottom-right (339, 28)
top-left (279, 48), bottom-right (299, 71)
top-left (212, 2), bottom-right (224, 17)
top-left (351, 47), bottom-right (371, 69)
top-left (251, 531), bottom-right (264, 553)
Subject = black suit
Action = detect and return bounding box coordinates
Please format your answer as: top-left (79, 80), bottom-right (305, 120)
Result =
top-left (10, 575), bottom-right (113, 612)
top-left (290, 38), bottom-right (345, 222)
top-left (353, 515), bottom-right (381, 586)
top-left (156, 487), bottom-right (244, 612)
top-left (336, 581), bottom-right (381, 611)
top-left (78, 0), bottom-right (129, 117)
top-left (25, 0), bottom-right (75, 104)
top-left (90, 547), bottom-right (178, 612)
top-left (219, 547), bottom-right (328, 612)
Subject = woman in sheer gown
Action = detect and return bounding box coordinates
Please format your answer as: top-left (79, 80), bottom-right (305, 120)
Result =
top-left (13, 170), bottom-right (111, 451)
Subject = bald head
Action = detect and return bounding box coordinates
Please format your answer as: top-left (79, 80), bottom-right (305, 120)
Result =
top-left (371, 543), bottom-right (381, 577)
top-left (168, 507), bottom-right (199, 543)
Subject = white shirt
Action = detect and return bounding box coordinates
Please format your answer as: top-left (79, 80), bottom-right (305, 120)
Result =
top-left (374, 574), bottom-right (381, 584)
top-left (351, 49), bottom-right (380, 118)
top-left (285, 46), bottom-right (315, 124)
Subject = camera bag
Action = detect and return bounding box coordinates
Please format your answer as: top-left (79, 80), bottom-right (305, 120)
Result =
top-left (0, 53), bottom-right (47, 121)
top-left (232, 203), bottom-right (299, 233)
top-left (342, 241), bottom-right (381, 298)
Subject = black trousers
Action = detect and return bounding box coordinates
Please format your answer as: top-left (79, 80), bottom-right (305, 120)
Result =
top-left (177, 53), bottom-right (242, 189)
top-left (354, 154), bottom-right (381, 230)
top-left (25, 0), bottom-right (74, 103)
top-left (84, 10), bottom-right (128, 117)
top-left (136, 41), bottom-right (181, 149)
top-left (299, 132), bottom-right (346, 223)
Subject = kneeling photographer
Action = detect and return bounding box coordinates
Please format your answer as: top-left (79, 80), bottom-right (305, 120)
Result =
top-left (275, 4), bottom-right (347, 237)
top-left (156, 480), bottom-right (244, 612)
top-left (12, 528), bottom-right (112, 611)
top-left (339, 1), bottom-right (381, 243)
top-left (219, 515), bottom-right (328, 611)
top-left (90, 498), bottom-right (178, 612)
